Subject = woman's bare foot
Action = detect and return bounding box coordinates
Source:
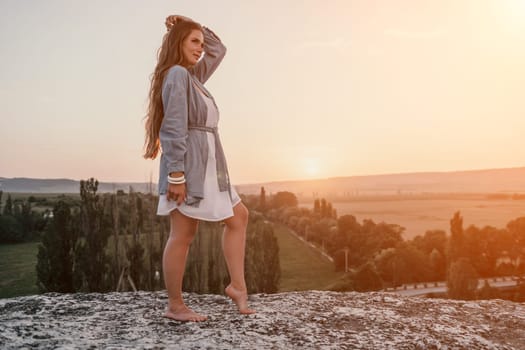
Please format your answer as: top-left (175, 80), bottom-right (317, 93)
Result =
top-left (225, 284), bottom-right (256, 314)
top-left (163, 304), bottom-right (207, 322)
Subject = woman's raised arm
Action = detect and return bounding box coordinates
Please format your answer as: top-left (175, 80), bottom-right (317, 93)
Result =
top-left (191, 26), bottom-right (227, 84)
top-left (165, 15), bottom-right (226, 84)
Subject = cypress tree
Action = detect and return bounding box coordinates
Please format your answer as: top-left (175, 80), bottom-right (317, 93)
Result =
top-left (36, 200), bottom-right (76, 292)
top-left (126, 192), bottom-right (145, 290)
top-left (76, 178), bottom-right (112, 292)
top-left (320, 198), bottom-right (327, 218)
top-left (447, 211), bottom-right (465, 267)
top-left (245, 219), bottom-right (280, 293)
top-left (313, 198), bottom-right (320, 215)
top-left (3, 194), bottom-right (13, 216)
top-left (259, 186), bottom-right (266, 212)
top-left (447, 257), bottom-right (478, 300)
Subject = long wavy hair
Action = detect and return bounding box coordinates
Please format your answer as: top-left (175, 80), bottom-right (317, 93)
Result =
top-left (143, 20), bottom-right (203, 159)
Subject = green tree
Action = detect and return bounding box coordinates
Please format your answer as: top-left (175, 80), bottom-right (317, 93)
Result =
top-left (271, 191), bottom-right (298, 208)
top-left (109, 193), bottom-right (122, 288)
top-left (463, 225), bottom-right (502, 277)
top-left (245, 218), bottom-right (281, 293)
top-left (320, 198), bottom-right (327, 218)
top-left (374, 248), bottom-right (398, 286)
top-left (36, 200), bottom-right (77, 292)
top-left (19, 200), bottom-right (35, 241)
top-left (313, 198), bottom-right (320, 215)
top-left (507, 217), bottom-right (525, 265)
top-left (447, 257), bottom-right (478, 300)
top-left (412, 230), bottom-right (447, 256)
top-left (0, 214), bottom-right (22, 243)
top-left (353, 261), bottom-right (383, 292)
top-left (75, 178), bottom-right (112, 292)
top-left (337, 215), bottom-right (359, 234)
top-left (3, 194), bottom-right (13, 216)
top-left (326, 202), bottom-right (333, 219)
top-left (259, 186), bottom-right (266, 212)
top-left (429, 248), bottom-right (446, 281)
top-left (375, 242), bottom-right (431, 285)
top-left (183, 221), bottom-right (228, 294)
top-left (183, 215), bottom-right (281, 294)
top-left (447, 211), bottom-right (465, 265)
top-left (126, 192), bottom-right (146, 290)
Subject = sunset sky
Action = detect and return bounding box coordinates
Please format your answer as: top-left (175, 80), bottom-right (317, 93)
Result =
top-left (1, 0), bottom-right (524, 185)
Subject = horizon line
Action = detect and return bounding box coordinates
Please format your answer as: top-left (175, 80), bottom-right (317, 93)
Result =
top-left (2, 164), bottom-right (525, 186)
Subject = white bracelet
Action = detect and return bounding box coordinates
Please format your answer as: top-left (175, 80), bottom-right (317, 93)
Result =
top-left (168, 174), bottom-right (185, 182)
top-left (168, 179), bottom-right (186, 185)
top-left (168, 177), bottom-right (185, 185)
top-left (168, 180), bottom-right (186, 185)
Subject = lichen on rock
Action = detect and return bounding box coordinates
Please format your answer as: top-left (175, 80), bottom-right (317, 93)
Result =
top-left (1, 290), bottom-right (524, 349)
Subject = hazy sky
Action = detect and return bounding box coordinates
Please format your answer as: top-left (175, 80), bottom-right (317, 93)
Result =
top-left (1, 0), bottom-right (524, 185)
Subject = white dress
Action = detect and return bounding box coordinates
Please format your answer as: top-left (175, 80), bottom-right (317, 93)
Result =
top-left (156, 86), bottom-right (241, 221)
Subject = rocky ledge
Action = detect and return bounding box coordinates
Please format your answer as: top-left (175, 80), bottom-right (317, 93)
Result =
top-left (1, 290), bottom-right (524, 349)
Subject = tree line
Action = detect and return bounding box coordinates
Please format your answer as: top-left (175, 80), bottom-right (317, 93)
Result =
top-left (0, 191), bottom-right (51, 243)
top-left (30, 178), bottom-right (280, 294)
top-left (257, 187), bottom-right (525, 301)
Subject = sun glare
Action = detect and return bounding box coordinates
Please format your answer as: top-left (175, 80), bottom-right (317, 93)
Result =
top-left (302, 157), bottom-right (321, 178)
top-left (500, 0), bottom-right (525, 33)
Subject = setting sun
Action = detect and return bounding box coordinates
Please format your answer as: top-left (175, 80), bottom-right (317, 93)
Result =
top-left (302, 157), bottom-right (321, 178)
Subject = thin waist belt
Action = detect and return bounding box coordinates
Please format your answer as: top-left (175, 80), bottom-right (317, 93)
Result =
top-left (186, 124), bottom-right (231, 200)
top-left (188, 125), bottom-right (217, 133)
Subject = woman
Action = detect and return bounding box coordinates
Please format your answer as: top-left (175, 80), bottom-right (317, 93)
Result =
top-left (143, 15), bottom-right (255, 322)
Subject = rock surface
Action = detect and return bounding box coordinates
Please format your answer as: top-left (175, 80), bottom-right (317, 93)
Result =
top-left (1, 290), bottom-right (524, 349)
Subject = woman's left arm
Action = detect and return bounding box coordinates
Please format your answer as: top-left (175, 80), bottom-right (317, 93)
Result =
top-left (191, 26), bottom-right (227, 84)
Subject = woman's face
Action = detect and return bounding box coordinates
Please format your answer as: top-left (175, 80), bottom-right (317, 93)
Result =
top-left (181, 29), bottom-right (204, 67)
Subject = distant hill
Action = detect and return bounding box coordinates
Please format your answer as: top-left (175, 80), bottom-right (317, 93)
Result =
top-left (2, 166), bottom-right (525, 196)
top-left (0, 177), bottom-right (153, 194)
top-left (235, 166), bottom-right (525, 198)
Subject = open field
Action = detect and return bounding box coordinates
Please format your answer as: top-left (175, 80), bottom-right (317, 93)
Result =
top-left (0, 242), bottom-right (40, 298)
top-left (271, 223), bottom-right (344, 292)
top-left (305, 196), bottom-right (525, 240)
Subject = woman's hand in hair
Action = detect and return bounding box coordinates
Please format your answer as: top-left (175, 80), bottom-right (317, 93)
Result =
top-left (165, 15), bottom-right (194, 31)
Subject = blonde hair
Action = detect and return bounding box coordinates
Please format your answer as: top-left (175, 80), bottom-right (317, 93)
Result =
top-left (143, 20), bottom-right (202, 159)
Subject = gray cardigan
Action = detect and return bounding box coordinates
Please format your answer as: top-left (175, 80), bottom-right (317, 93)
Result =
top-left (158, 26), bottom-right (230, 207)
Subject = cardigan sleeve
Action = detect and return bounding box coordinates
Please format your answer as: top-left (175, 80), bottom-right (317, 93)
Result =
top-left (160, 65), bottom-right (189, 174)
top-left (191, 26), bottom-right (227, 84)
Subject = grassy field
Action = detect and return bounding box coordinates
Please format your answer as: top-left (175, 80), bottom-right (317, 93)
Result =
top-left (271, 223), bottom-right (344, 292)
top-left (0, 242), bottom-right (40, 299)
top-left (300, 197), bottom-right (525, 240)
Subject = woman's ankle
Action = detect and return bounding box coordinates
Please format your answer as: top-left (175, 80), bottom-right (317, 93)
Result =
top-left (227, 283), bottom-right (247, 293)
top-left (167, 297), bottom-right (186, 309)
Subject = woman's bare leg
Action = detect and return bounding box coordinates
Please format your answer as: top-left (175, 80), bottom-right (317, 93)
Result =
top-left (222, 202), bottom-right (256, 314)
top-left (162, 209), bottom-right (207, 322)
